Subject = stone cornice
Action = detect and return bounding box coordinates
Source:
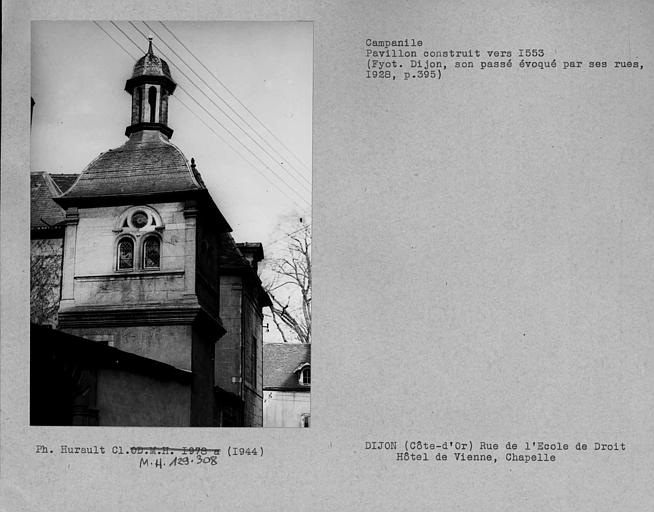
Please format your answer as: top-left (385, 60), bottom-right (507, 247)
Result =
top-left (58, 302), bottom-right (226, 339)
top-left (59, 304), bottom-right (200, 328)
top-left (74, 270), bottom-right (184, 282)
top-left (124, 122), bottom-right (174, 139)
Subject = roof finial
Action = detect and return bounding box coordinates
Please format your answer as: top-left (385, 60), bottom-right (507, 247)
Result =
top-left (147, 35), bottom-right (154, 54)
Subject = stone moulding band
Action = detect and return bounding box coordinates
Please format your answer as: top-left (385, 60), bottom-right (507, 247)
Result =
top-left (58, 305), bottom-right (201, 327)
top-left (74, 270), bottom-right (184, 281)
top-left (57, 304), bottom-right (224, 333)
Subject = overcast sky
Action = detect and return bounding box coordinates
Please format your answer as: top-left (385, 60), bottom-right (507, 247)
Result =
top-left (31, 21), bottom-right (312, 248)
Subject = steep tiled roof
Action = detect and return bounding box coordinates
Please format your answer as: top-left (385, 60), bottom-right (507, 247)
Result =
top-left (59, 131), bottom-right (204, 201)
top-left (263, 343), bottom-right (311, 390)
top-left (31, 172), bottom-right (66, 230)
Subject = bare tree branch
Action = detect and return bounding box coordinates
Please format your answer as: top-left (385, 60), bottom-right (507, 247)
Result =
top-left (262, 220), bottom-right (311, 343)
top-left (31, 238), bottom-right (63, 326)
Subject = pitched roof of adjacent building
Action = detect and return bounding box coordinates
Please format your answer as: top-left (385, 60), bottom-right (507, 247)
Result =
top-left (31, 172), bottom-right (66, 230)
top-left (57, 131), bottom-right (204, 202)
top-left (218, 234), bottom-right (272, 307)
top-left (236, 242), bottom-right (264, 263)
top-left (218, 232), bottom-right (253, 268)
top-left (50, 173), bottom-right (78, 194)
top-left (31, 323), bottom-right (192, 383)
top-left (263, 343), bottom-right (311, 390)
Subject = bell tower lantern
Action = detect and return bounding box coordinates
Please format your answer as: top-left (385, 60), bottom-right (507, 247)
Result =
top-left (124, 36), bottom-right (177, 139)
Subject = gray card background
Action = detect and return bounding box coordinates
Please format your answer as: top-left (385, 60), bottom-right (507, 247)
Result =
top-left (2, 1), bottom-right (653, 511)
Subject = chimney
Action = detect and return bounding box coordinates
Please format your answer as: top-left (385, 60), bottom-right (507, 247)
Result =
top-left (237, 243), bottom-right (265, 273)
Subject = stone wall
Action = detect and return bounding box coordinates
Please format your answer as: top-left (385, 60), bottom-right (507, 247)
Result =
top-left (216, 275), bottom-right (242, 395)
top-left (263, 390), bottom-right (310, 428)
top-left (243, 286), bottom-right (264, 426)
top-left (97, 368), bottom-right (190, 426)
top-left (71, 202), bottom-right (186, 283)
top-left (66, 324), bottom-right (193, 370)
top-left (216, 275), bottom-right (265, 426)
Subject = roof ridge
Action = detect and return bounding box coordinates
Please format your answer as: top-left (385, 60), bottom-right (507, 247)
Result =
top-left (164, 137), bottom-right (205, 190)
top-left (42, 171), bottom-right (64, 196)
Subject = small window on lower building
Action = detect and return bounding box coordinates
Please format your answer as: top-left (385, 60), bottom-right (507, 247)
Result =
top-left (300, 367), bottom-right (310, 385)
top-left (301, 414), bottom-right (310, 428)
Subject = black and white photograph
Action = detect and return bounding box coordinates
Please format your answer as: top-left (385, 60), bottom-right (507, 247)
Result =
top-left (29, 21), bottom-right (312, 427)
top-left (2, 2), bottom-right (654, 511)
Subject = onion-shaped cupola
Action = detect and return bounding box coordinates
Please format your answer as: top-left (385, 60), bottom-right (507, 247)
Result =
top-left (124, 36), bottom-right (177, 139)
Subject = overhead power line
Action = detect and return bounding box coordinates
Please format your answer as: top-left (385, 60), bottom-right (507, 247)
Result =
top-left (267, 223), bottom-right (312, 248)
top-left (173, 94), bottom-right (309, 210)
top-left (94, 21), bottom-right (138, 61)
top-left (106, 21), bottom-right (310, 207)
top-left (159, 21), bottom-right (312, 175)
top-left (142, 21), bottom-right (311, 189)
top-left (95, 21), bottom-right (309, 210)
top-left (130, 21), bottom-right (310, 195)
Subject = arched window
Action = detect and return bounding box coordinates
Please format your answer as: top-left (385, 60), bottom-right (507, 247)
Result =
top-left (300, 367), bottom-right (311, 385)
top-left (142, 237), bottom-right (161, 269)
top-left (117, 238), bottom-right (134, 270)
top-left (135, 87), bottom-right (142, 123)
top-left (148, 86), bottom-right (157, 123)
top-left (300, 414), bottom-right (310, 428)
top-left (114, 206), bottom-right (164, 273)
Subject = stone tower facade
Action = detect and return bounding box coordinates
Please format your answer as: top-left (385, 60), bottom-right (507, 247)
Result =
top-left (52, 40), bottom-right (234, 426)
